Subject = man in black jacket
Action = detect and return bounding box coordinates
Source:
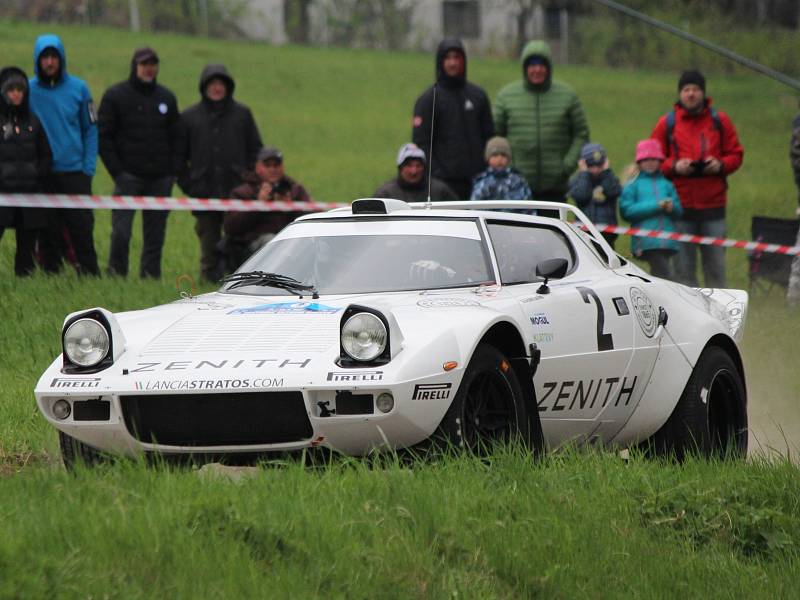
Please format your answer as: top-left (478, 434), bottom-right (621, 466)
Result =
top-left (98, 47), bottom-right (179, 279)
top-left (0, 66), bottom-right (52, 276)
top-left (412, 39), bottom-right (494, 200)
top-left (176, 64), bottom-right (262, 282)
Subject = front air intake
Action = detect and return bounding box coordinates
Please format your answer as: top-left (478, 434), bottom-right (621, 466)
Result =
top-left (120, 392), bottom-right (312, 446)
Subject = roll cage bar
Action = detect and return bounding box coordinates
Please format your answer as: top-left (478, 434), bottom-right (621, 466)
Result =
top-left (328, 199), bottom-right (622, 270)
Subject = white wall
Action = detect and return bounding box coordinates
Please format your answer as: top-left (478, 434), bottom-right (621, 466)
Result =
top-left (237, 0), bottom-right (288, 44)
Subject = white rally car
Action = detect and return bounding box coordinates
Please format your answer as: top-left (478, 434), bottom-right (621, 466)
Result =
top-left (35, 200), bottom-right (748, 467)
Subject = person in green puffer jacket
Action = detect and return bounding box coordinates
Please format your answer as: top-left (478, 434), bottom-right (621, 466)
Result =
top-left (493, 40), bottom-right (589, 201)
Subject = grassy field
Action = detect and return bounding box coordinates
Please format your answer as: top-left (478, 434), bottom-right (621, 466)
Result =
top-left (1, 450), bottom-right (799, 597)
top-left (1, 21), bottom-right (799, 594)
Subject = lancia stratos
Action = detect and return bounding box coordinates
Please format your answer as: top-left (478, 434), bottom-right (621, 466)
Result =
top-left (35, 199), bottom-right (749, 467)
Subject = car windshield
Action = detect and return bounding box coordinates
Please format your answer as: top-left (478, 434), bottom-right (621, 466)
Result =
top-left (223, 218), bottom-right (495, 295)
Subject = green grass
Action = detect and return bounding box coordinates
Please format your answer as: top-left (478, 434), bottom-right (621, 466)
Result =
top-left (0, 449), bottom-right (798, 598)
top-left (1, 20), bottom-right (799, 594)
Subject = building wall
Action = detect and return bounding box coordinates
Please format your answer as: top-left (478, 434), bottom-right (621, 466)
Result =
top-left (238, 0), bottom-right (288, 44)
top-left (235, 0), bottom-right (558, 58)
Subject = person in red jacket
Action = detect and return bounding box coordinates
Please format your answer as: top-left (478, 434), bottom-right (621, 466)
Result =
top-left (651, 70), bottom-right (744, 288)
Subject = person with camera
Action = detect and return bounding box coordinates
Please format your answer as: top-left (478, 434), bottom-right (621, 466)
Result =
top-left (650, 70), bottom-right (743, 288)
top-left (220, 146), bottom-right (310, 272)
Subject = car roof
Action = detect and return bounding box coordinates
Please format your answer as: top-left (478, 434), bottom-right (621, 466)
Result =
top-left (292, 199), bottom-right (622, 269)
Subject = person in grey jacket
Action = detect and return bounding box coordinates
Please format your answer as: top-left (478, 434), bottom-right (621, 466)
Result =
top-left (568, 143), bottom-right (622, 249)
top-left (373, 143), bottom-right (457, 203)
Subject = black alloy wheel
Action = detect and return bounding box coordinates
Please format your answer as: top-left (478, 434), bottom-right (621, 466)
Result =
top-left (423, 343), bottom-right (532, 455)
top-left (460, 368), bottom-right (518, 451)
top-left (646, 345), bottom-right (747, 460)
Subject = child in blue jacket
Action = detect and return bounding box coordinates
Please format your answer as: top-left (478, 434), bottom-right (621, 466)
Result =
top-left (620, 139), bottom-right (683, 279)
top-left (471, 136), bottom-right (532, 202)
top-left (568, 142), bottom-right (622, 249)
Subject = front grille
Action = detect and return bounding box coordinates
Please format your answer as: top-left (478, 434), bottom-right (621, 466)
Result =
top-left (120, 392), bottom-right (312, 446)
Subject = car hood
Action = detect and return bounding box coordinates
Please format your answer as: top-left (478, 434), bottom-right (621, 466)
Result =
top-left (117, 294), bottom-right (358, 361)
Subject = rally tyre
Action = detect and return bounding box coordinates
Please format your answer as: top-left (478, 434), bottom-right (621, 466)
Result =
top-left (58, 431), bottom-right (110, 470)
top-left (648, 345), bottom-right (747, 461)
top-left (429, 343), bottom-right (532, 454)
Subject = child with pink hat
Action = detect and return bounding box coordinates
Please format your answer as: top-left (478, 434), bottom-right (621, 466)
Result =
top-left (620, 139), bottom-right (683, 279)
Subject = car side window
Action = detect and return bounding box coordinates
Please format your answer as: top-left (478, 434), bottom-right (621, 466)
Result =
top-left (487, 222), bottom-right (575, 285)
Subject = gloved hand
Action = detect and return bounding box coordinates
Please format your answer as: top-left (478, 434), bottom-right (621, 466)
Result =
top-left (409, 260), bottom-right (456, 286)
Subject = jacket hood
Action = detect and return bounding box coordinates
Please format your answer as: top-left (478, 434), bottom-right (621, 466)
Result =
top-left (520, 40), bottom-right (552, 91)
top-left (436, 38), bottom-right (467, 87)
top-left (33, 33), bottom-right (67, 81)
top-left (199, 64), bottom-right (235, 98)
top-left (0, 66), bottom-right (30, 116)
top-left (129, 50), bottom-right (157, 88)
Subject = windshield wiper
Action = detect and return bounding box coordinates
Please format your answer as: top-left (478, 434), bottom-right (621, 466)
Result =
top-left (221, 271), bottom-right (319, 298)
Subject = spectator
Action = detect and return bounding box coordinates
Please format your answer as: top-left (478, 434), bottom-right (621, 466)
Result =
top-left (176, 63), bottom-right (262, 283)
top-left (29, 34), bottom-right (100, 276)
top-left (651, 70), bottom-right (744, 288)
top-left (99, 47), bottom-right (180, 279)
top-left (0, 66), bottom-right (52, 276)
top-left (373, 143), bottom-right (457, 203)
top-left (470, 136), bottom-right (532, 201)
top-left (221, 146), bottom-right (310, 271)
top-left (620, 139), bottom-right (683, 280)
top-left (568, 142), bottom-right (622, 249)
top-left (788, 112), bottom-right (800, 308)
top-left (412, 39), bottom-right (494, 199)
top-left (493, 40), bottom-right (589, 202)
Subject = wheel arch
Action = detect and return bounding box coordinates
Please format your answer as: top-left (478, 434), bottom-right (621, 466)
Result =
top-left (477, 320), bottom-right (545, 452)
top-left (704, 333), bottom-right (746, 394)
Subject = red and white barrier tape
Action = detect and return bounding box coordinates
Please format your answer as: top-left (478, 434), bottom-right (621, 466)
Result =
top-left (0, 193), bottom-right (348, 213)
top-left (591, 223), bottom-right (800, 257)
top-left (2, 193), bottom-right (798, 256)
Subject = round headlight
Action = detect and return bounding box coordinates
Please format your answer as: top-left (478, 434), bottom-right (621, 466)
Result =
top-left (64, 318), bottom-right (110, 367)
top-left (341, 313), bottom-right (387, 361)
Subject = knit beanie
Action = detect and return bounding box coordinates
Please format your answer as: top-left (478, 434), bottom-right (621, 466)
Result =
top-left (678, 70), bottom-right (705, 92)
top-left (396, 143), bottom-right (426, 167)
top-left (580, 143), bottom-right (606, 167)
top-left (1, 73), bottom-right (27, 97)
top-left (485, 136), bottom-right (512, 161)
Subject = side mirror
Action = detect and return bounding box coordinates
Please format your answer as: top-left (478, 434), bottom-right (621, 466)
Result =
top-left (535, 258), bottom-right (569, 294)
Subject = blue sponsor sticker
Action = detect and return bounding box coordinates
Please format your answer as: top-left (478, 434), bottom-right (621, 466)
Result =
top-left (229, 302), bottom-right (341, 315)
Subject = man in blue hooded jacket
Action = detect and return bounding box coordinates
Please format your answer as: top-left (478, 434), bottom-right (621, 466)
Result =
top-left (29, 33), bottom-right (100, 276)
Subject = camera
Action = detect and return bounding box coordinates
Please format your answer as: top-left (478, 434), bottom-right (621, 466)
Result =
top-left (689, 159), bottom-right (710, 177)
top-left (270, 179), bottom-right (291, 196)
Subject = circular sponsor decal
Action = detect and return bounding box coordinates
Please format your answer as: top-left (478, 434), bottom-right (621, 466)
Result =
top-left (629, 287), bottom-right (657, 337)
top-left (158, 102), bottom-right (168, 114)
top-left (417, 298), bottom-right (480, 308)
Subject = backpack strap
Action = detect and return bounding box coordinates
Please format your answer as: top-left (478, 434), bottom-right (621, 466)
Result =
top-left (665, 110), bottom-right (677, 155)
top-left (666, 107), bottom-right (724, 155)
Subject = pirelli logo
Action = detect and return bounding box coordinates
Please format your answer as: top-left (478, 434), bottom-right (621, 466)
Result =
top-left (412, 383), bottom-right (452, 400)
